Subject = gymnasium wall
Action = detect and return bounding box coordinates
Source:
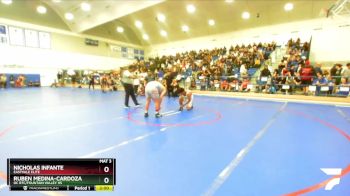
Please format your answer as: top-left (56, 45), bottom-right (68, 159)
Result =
top-left (309, 21), bottom-right (350, 64)
top-left (0, 18), bottom-right (143, 86)
top-left (146, 17), bottom-right (350, 66)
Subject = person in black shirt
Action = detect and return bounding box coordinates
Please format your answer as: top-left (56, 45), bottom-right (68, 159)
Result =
top-left (10, 75), bottom-right (15, 88)
top-left (259, 65), bottom-right (271, 91)
top-left (164, 72), bottom-right (174, 97)
top-left (333, 64), bottom-right (343, 85)
top-left (88, 75), bottom-right (95, 90)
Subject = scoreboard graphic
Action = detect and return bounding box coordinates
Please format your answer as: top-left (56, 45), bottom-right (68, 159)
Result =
top-left (7, 158), bottom-right (116, 191)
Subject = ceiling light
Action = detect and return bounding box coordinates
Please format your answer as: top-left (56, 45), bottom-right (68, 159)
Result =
top-left (81, 2), bottom-right (91, 12)
top-left (242, 11), bottom-right (250, 19)
top-left (284, 3), bottom-right (294, 11)
top-left (65, 12), bottom-right (74, 21)
top-left (160, 30), bottom-right (167, 37)
top-left (142, 34), bottom-right (149, 40)
top-left (208, 19), bottom-right (215, 26)
top-left (52, 0), bottom-right (61, 3)
top-left (186, 4), bottom-right (196, 13)
top-left (156, 13), bottom-right (166, 22)
top-left (36, 5), bottom-right (47, 14)
top-left (182, 25), bottom-right (189, 32)
top-left (225, 0), bottom-right (234, 3)
top-left (135, 20), bottom-right (143, 28)
top-left (116, 26), bottom-right (124, 33)
top-left (1, 0), bottom-right (12, 5)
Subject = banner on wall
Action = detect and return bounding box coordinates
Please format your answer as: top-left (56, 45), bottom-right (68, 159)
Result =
top-left (38, 31), bottom-right (51, 49)
top-left (0, 24), bottom-right (8, 45)
top-left (110, 45), bottom-right (121, 52)
top-left (121, 47), bottom-right (128, 58)
top-left (127, 47), bottom-right (134, 59)
top-left (25, 29), bottom-right (39, 48)
top-left (9, 26), bottom-right (25, 46)
top-left (110, 45), bottom-right (144, 59)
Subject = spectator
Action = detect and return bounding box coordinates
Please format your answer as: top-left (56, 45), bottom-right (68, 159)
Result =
top-left (158, 68), bottom-right (164, 79)
top-left (0, 74), bottom-right (7, 89)
top-left (9, 75), bottom-right (15, 87)
top-left (330, 64), bottom-right (338, 79)
top-left (170, 79), bottom-right (180, 97)
top-left (259, 65), bottom-right (271, 91)
top-left (299, 61), bottom-right (314, 95)
top-left (327, 75), bottom-right (335, 95)
top-left (229, 79), bottom-right (239, 91)
top-left (342, 63), bottom-right (350, 82)
top-left (221, 80), bottom-right (229, 91)
top-left (312, 72), bottom-right (327, 95)
top-left (100, 74), bottom-right (108, 93)
top-left (293, 72), bottom-right (302, 91)
top-left (88, 75), bottom-right (95, 90)
top-left (260, 65), bottom-right (271, 78)
top-left (314, 63), bottom-right (323, 76)
top-left (333, 64), bottom-right (343, 85)
top-left (15, 75), bottom-right (24, 88)
top-left (271, 70), bottom-right (281, 92)
top-left (240, 64), bottom-right (248, 78)
top-left (337, 78), bottom-right (350, 97)
top-left (240, 78), bottom-right (250, 92)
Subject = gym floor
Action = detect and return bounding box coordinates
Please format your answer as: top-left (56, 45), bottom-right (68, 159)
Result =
top-left (0, 88), bottom-right (349, 196)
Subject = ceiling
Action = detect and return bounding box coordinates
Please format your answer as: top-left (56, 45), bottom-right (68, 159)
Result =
top-left (0, 0), bottom-right (336, 46)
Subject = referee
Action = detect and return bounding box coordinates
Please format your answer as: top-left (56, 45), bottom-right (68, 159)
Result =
top-left (122, 65), bottom-right (140, 108)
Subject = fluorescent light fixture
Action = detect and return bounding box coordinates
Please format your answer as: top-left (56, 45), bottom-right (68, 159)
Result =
top-left (142, 34), bottom-right (149, 40)
top-left (135, 20), bottom-right (143, 28)
top-left (186, 4), bottom-right (196, 13)
top-left (116, 26), bottom-right (124, 33)
top-left (1, 0), bottom-right (12, 5)
top-left (284, 3), bottom-right (294, 11)
top-left (81, 2), bottom-right (91, 12)
top-left (65, 12), bottom-right (74, 21)
top-left (208, 19), bottom-right (215, 26)
top-left (242, 11), bottom-right (250, 19)
top-left (225, 0), bottom-right (234, 3)
top-left (37, 5), bottom-right (47, 14)
top-left (156, 13), bottom-right (166, 22)
top-left (182, 25), bottom-right (189, 32)
top-left (160, 30), bottom-right (167, 37)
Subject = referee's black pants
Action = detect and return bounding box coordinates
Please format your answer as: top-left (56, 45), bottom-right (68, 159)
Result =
top-left (123, 83), bottom-right (139, 107)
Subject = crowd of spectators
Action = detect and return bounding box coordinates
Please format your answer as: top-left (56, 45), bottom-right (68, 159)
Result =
top-left (256, 38), bottom-right (350, 96)
top-left (53, 70), bottom-right (121, 92)
top-left (123, 42), bottom-right (277, 96)
top-left (52, 38), bottom-right (349, 97)
top-left (0, 74), bottom-right (31, 88)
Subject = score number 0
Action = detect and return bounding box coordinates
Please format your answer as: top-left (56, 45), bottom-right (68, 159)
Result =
top-left (99, 159), bottom-right (113, 184)
top-left (104, 166), bottom-right (110, 184)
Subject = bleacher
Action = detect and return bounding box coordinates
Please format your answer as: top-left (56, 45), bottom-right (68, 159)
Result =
top-left (3, 74), bottom-right (41, 88)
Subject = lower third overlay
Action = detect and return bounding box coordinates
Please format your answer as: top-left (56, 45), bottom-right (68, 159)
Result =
top-left (7, 158), bottom-right (116, 191)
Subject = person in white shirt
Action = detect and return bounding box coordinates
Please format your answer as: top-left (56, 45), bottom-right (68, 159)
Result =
top-left (144, 81), bottom-right (167, 118)
top-left (240, 64), bottom-right (248, 78)
top-left (122, 66), bottom-right (140, 108)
